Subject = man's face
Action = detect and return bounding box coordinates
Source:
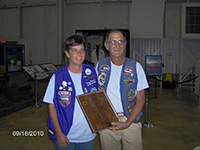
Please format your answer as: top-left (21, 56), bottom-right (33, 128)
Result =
top-left (65, 44), bottom-right (85, 67)
top-left (105, 31), bottom-right (126, 58)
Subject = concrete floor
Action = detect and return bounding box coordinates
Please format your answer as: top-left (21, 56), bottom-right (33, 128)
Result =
top-left (0, 81), bottom-right (199, 150)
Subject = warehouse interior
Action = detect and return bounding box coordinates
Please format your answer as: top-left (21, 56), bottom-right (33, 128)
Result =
top-left (0, 0), bottom-right (200, 150)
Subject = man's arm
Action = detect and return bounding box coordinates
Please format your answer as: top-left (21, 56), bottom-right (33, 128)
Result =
top-left (49, 103), bottom-right (69, 148)
top-left (125, 89), bottom-right (145, 125)
top-left (109, 89), bottom-right (145, 130)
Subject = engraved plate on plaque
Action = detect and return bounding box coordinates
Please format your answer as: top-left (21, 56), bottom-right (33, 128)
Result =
top-left (77, 91), bottom-right (119, 132)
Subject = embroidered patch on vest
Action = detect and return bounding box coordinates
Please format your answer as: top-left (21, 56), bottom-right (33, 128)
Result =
top-left (124, 77), bottom-right (136, 84)
top-left (100, 65), bottom-right (110, 72)
top-left (84, 88), bottom-right (88, 94)
top-left (127, 88), bottom-right (137, 101)
top-left (86, 79), bottom-right (96, 86)
top-left (59, 81), bottom-right (68, 90)
top-left (124, 67), bottom-right (133, 74)
top-left (90, 87), bottom-right (97, 92)
top-left (127, 103), bottom-right (133, 115)
top-left (87, 75), bottom-right (95, 80)
top-left (58, 91), bottom-right (71, 107)
top-left (68, 86), bottom-right (72, 91)
top-left (85, 68), bottom-right (91, 75)
top-left (98, 72), bottom-right (106, 86)
top-left (98, 86), bottom-right (105, 91)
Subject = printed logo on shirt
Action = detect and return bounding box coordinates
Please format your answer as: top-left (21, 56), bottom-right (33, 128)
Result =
top-left (58, 91), bottom-right (71, 107)
top-left (100, 65), bottom-right (110, 72)
top-left (127, 88), bottom-right (137, 101)
top-left (98, 72), bottom-right (106, 86)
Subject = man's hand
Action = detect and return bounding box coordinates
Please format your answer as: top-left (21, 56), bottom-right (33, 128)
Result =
top-left (109, 89), bottom-right (145, 131)
top-left (109, 121), bottom-right (131, 131)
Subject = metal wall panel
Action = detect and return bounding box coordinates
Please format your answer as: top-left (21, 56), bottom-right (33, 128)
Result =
top-left (130, 38), bottom-right (161, 67)
top-left (162, 37), bottom-right (180, 74)
top-left (183, 39), bottom-right (200, 61)
top-left (130, 38), bottom-right (198, 76)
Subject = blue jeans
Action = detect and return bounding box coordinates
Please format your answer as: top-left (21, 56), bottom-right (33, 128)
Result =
top-left (54, 139), bottom-right (94, 150)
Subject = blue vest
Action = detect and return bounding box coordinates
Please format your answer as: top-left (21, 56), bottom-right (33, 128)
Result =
top-left (97, 57), bottom-right (142, 123)
top-left (47, 64), bottom-right (98, 140)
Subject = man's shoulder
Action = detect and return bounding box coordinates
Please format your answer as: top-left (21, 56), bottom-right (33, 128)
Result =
top-left (126, 57), bottom-right (136, 62)
top-left (96, 57), bottom-right (110, 69)
top-left (125, 57), bottom-right (138, 65)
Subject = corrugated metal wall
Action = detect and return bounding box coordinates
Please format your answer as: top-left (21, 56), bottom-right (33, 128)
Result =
top-left (130, 38), bottom-right (161, 67)
top-left (130, 37), bottom-right (198, 76)
top-left (162, 37), bottom-right (180, 74)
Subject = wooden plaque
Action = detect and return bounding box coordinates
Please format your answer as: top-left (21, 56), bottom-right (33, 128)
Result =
top-left (77, 91), bottom-right (119, 132)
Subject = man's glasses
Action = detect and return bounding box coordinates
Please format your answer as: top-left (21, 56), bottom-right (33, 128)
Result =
top-left (107, 40), bottom-right (126, 47)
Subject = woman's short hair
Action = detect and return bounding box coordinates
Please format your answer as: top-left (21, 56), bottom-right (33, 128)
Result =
top-left (65, 34), bottom-right (86, 52)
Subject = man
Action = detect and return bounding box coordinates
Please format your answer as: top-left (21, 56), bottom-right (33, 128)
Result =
top-left (43, 35), bottom-right (98, 150)
top-left (96, 30), bottom-right (149, 150)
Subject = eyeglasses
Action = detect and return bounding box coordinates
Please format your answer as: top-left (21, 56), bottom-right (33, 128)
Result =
top-left (107, 40), bottom-right (126, 46)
